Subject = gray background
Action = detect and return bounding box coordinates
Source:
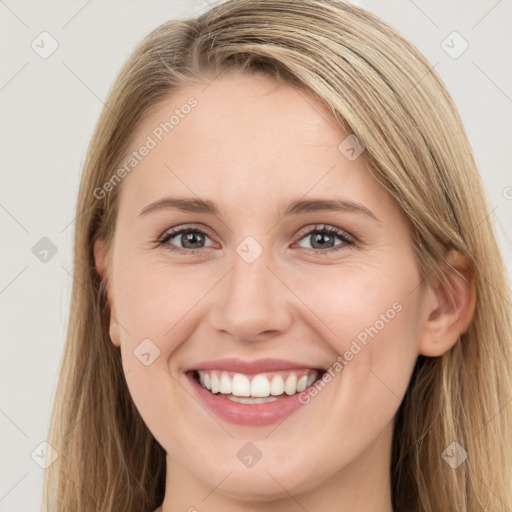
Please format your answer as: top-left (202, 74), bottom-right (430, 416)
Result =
top-left (1, 0), bottom-right (511, 510)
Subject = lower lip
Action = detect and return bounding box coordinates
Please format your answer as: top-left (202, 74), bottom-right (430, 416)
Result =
top-left (186, 372), bottom-right (309, 426)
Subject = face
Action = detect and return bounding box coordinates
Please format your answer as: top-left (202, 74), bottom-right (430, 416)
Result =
top-left (97, 72), bottom-right (427, 501)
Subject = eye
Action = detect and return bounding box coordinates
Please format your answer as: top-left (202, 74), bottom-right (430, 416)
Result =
top-left (153, 223), bottom-right (355, 256)
top-left (155, 225), bottom-right (217, 255)
top-left (294, 224), bottom-right (355, 254)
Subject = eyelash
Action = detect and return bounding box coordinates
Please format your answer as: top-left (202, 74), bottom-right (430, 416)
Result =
top-left (152, 224), bottom-right (356, 256)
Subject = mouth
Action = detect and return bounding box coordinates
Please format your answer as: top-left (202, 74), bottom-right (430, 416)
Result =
top-left (189, 368), bottom-right (324, 403)
top-left (185, 366), bottom-right (327, 426)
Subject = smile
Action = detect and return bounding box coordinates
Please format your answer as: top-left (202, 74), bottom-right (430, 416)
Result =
top-left (194, 369), bottom-right (320, 403)
top-left (185, 359), bottom-right (327, 426)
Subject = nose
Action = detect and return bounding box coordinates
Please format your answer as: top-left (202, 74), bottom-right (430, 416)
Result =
top-left (208, 248), bottom-right (293, 343)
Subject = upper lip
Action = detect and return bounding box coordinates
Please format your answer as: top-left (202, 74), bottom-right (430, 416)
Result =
top-left (188, 358), bottom-right (324, 375)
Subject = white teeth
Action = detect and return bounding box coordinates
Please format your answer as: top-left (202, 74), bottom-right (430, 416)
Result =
top-left (227, 395), bottom-right (278, 404)
top-left (219, 372), bottom-right (232, 394)
top-left (284, 374), bottom-right (297, 395)
top-left (251, 375), bottom-right (271, 397)
top-left (296, 375), bottom-right (308, 392)
top-left (270, 375), bottom-right (285, 395)
top-left (196, 369), bottom-right (320, 398)
top-left (232, 373), bottom-right (251, 397)
top-left (210, 373), bottom-right (220, 393)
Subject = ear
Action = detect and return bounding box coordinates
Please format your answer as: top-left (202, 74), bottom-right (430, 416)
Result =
top-left (418, 250), bottom-right (476, 357)
top-left (94, 240), bottom-right (121, 348)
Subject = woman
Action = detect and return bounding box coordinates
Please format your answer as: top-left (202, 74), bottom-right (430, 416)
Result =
top-left (43, 0), bottom-right (512, 511)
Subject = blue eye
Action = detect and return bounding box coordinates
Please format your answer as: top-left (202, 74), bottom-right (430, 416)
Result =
top-left (295, 224), bottom-right (355, 254)
top-left (156, 226), bottom-right (217, 255)
top-left (154, 224), bottom-right (355, 256)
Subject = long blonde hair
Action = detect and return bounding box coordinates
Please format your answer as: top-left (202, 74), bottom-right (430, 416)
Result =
top-left (44, 1), bottom-right (512, 510)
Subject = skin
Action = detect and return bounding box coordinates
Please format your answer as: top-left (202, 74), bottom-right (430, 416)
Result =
top-left (94, 72), bottom-right (475, 512)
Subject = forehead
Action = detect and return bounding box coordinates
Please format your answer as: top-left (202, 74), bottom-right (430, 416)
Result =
top-left (116, 72), bottom-right (394, 219)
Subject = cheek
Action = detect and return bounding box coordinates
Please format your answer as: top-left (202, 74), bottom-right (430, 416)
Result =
top-left (112, 258), bottom-right (194, 441)
top-left (295, 255), bottom-right (420, 338)
top-left (293, 253), bottom-right (422, 400)
top-left (112, 250), bottom-right (211, 349)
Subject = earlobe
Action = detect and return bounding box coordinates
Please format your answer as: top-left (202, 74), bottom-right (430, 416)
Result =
top-left (109, 320), bottom-right (121, 348)
top-left (94, 240), bottom-right (121, 348)
top-left (418, 250), bottom-right (476, 357)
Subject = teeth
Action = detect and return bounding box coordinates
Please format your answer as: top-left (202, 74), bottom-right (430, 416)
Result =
top-left (210, 373), bottom-right (220, 394)
top-left (232, 373), bottom-right (251, 397)
top-left (296, 375), bottom-right (308, 392)
top-left (270, 375), bottom-right (285, 395)
top-left (284, 374), bottom-right (297, 395)
top-left (219, 373), bottom-right (232, 394)
top-left (196, 369), bottom-right (320, 398)
top-left (251, 375), bottom-right (270, 397)
top-left (227, 395), bottom-right (278, 404)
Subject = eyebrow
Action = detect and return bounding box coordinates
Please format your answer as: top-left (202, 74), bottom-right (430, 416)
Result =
top-left (138, 196), bottom-right (379, 222)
